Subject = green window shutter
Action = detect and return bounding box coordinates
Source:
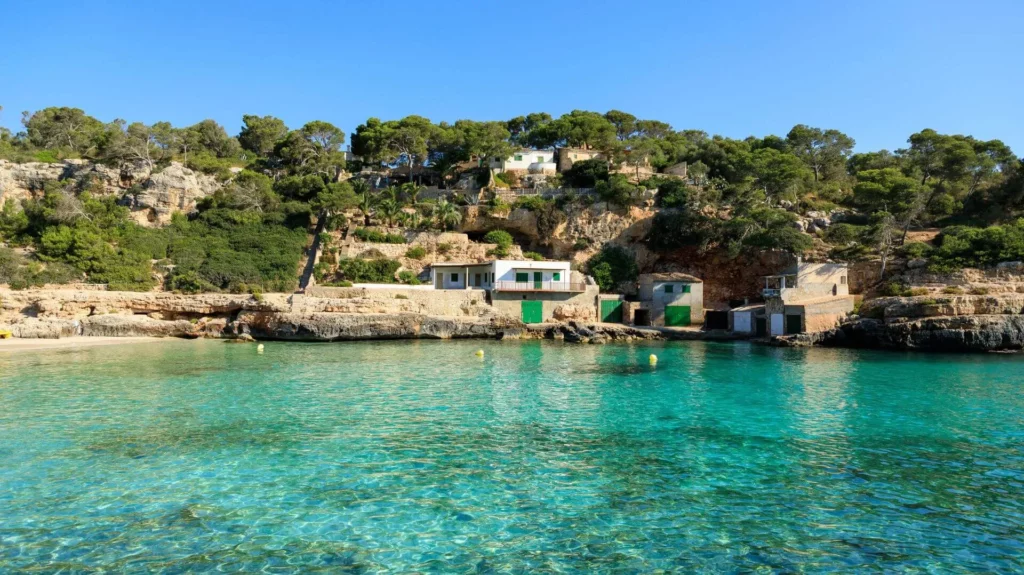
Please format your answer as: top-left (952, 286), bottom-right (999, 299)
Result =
top-left (537, 156), bottom-right (544, 163)
top-left (553, 272), bottom-right (560, 281)
top-left (664, 284), bottom-right (674, 293)
top-left (682, 284), bottom-right (691, 293)
top-left (516, 272), bottom-right (529, 282)
top-left (451, 273), bottom-right (458, 281)
top-left (514, 154), bottom-right (522, 161)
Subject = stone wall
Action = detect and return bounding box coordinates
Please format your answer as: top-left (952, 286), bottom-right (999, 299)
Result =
top-left (490, 283), bottom-right (600, 322)
top-left (801, 297), bottom-right (856, 333)
top-left (301, 286), bottom-right (499, 318)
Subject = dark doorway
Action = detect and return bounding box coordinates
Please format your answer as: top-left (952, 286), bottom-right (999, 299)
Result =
top-left (786, 314), bottom-right (803, 334)
top-left (704, 311), bottom-right (728, 330)
top-left (755, 317), bottom-right (767, 337)
top-left (633, 309), bottom-right (651, 326)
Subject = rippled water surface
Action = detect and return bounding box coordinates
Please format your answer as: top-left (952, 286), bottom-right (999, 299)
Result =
top-left (2, 339), bottom-right (1024, 573)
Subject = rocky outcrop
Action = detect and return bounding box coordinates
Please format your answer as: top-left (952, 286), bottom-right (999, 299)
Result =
top-left (232, 311), bottom-right (522, 341)
top-left (778, 293), bottom-right (1024, 352)
top-left (79, 314), bottom-right (198, 338)
top-left (129, 163), bottom-right (221, 224)
top-left (0, 290), bottom-right (287, 321)
top-left (0, 159), bottom-right (221, 225)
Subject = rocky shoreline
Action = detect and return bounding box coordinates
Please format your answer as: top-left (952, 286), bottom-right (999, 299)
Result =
top-left (5, 289), bottom-right (1024, 352)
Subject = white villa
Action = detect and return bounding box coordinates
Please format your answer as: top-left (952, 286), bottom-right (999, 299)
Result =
top-left (430, 259), bottom-right (596, 323)
top-left (488, 149), bottom-right (557, 174)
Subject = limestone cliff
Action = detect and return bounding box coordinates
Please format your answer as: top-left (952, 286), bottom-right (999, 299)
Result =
top-left (0, 159), bottom-right (221, 225)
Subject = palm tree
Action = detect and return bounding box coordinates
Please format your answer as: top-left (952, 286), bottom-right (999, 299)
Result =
top-left (432, 199), bottom-right (462, 231)
top-left (377, 198), bottom-right (402, 227)
top-left (400, 182), bottom-right (422, 207)
top-left (357, 192), bottom-right (375, 226)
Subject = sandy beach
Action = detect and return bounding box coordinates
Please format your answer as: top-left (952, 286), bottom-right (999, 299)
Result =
top-left (0, 336), bottom-right (171, 353)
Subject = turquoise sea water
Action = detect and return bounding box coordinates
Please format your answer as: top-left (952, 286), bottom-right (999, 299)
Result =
top-left (2, 340), bottom-right (1024, 573)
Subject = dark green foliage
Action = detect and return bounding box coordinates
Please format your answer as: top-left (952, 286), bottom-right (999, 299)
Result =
top-left (825, 223), bottom-right (864, 245)
top-left (397, 270), bottom-right (421, 285)
top-left (353, 228), bottom-right (406, 243)
top-left (484, 229), bottom-right (513, 248)
top-left (405, 246), bottom-right (427, 259)
top-left (522, 251), bottom-right (544, 261)
top-left (901, 241), bottom-right (933, 259)
top-left (649, 207), bottom-right (811, 256)
top-left (652, 178), bottom-right (692, 208)
top-left (562, 159), bottom-right (609, 187)
top-left (586, 245), bottom-right (638, 293)
top-left (335, 258), bottom-right (401, 283)
top-left (926, 220), bottom-right (1024, 271)
top-left (596, 174), bottom-right (640, 207)
top-left (0, 247), bottom-right (80, 289)
top-left (512, 196), bottom-right (553, 212)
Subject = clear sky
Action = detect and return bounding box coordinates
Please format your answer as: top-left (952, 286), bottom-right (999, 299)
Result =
top-left (2, 0), bottom-right (1022, 154)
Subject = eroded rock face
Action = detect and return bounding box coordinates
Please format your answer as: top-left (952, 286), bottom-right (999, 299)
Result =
top-left (232, 311), bottom-right (521, 341)
top-left (132, 163), bottom-right (221, 224)
top-left (781, 315), bottom-right (1024, 352)
top-left (0, 160), bottom-right (221, 225)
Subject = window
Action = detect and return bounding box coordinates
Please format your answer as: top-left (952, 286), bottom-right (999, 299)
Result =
top-left (682, 284), bottom-right (691, 293)
top-left (514, 154), bottom-right (523, 161)
top-left (475, 273), bottom-right (482, 287)
top-left (553, 272), bottom-right (561, 281)
top-left (840, 275), bottom-right (847, 285)
top-left (537, 156), bottom-right (544, 163)
top-left (664, 284), bottom-right (674, 293)
top-left (494, 157), bottom-right (501, 162)
top-left (516, 272), bottom-right (529, 283)
top-left (451, 273), bottom-right (459, 282)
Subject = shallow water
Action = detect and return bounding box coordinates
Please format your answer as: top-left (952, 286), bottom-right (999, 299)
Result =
top-left (1, 339), bottom-right (1023, 572)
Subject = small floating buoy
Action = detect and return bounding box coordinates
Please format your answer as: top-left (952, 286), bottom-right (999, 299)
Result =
top-left (649, 353), bottom-right (658, 365)
top-left (257, 344), bottom-right (265, 354)
top-left (475, 349), bottom-right (484, 358)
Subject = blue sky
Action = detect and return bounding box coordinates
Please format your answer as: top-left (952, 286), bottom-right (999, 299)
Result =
top-left (2, 0), bottom-right (1022, 154)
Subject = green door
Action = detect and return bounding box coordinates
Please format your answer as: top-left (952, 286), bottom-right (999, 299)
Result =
top-left (786, 314), bottom-right (803, 334)
top-left (534, 271), bottom-right (542, 289)
top-left (665, 305), bottom-right (691, 326)
top-left (600, 300), bottom-right (623, 323)
top-left (521, 300), bottom-right (543, 324)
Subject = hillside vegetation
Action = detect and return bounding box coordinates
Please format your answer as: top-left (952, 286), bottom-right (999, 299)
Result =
top-left (1, 106), bottom-right (1022, 292)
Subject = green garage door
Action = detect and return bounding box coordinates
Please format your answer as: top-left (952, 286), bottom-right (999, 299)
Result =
top-left (600, 300), bottom-right (623, 323)
top-left (521, 300), bottom-right (543, 324)
top-left (665, 305), bottom-right (691, 326)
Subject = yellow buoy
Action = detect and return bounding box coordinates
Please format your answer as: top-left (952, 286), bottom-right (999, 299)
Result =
top-left (257, 344), bottom-right (265, 354)
top-left (649, 353), bottom-right (658, 365)
top-left (475, 349), bottom-right (484, 358)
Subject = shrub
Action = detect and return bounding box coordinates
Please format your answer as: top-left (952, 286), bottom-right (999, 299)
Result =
top-left (395, 293), bottom-right (409, 299)
top-left (484, 229), bottom-right (513, 248)
top-left (353, 228), bottom-right (406, 244)
top-left (969, 287), bottom-right (991, 295)
top-left (336, 258), bottom-right (401, 283)
top-left (586, 245), bottom-right (638, 293)
top-left (941, 286), bottom-right (964, 294)
top-left (397, 270), bottom-right (421, 285)
top-left (523, 251), bottom-right (544, 261)
top-left (825, 223), bottom-right (863, 245)
top-left (436, 242), bottom-right (452, 255)
top-left (405, 246), bottom-right (427, 259)
top-left (653, 178), bottom-right (692, 208)
top-left (573, 238), bottom-right (590, 251)
top-left (881, 282), bottom-right (911, 297)
top-left (322, 279), bottom-right (353, 287)
top-left (909, 288), bottom-right (929, 296)
top-left (512, 196), bottom-right (552, 212)
top-left (901, 241), bottom-right (933, 259)
top-left (562, 158), bottom-right (609, 187)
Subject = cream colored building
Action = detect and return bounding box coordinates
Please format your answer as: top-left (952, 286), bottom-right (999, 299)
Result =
top-left (749, 260), bottom-right (854, 336)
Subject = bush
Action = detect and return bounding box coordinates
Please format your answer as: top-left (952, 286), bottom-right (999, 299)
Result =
top-left (484, 229), bottom-right (513, 247)
top-left (336, 258), bottom-right (401, 283)
top-left (436, 242), bottom-right (452, 255)
top-left (512, 196), bottom-right (552, 212)
top-left (928, 220), bottom-right (1024, 272)
top-left (901, 241), bottom-right (933, 259)
top-left (969, 287), bottom-right (991, 295)
top-left (909, 288), bottom-right (929, 296)
top-left (522, 251), bottom-right (544, 261)
top-left (586, 245), bottom-right (638, 293)
top-left (353, 228), bottom-right (406, 244)
top-left (572, 238), bottom-right (590, 251)
top-left (825, 223), bottom-right (863, 245)
top-left (405, 246), bottom-right (427, 259)
top-left (881, 282), bottom-right (911, 297)
top-left (397, 270), bottom-right (421, 285)
top-left (562, 158), bottom-right (609, 187)
top-left (653, 178), bottom-right (692, 208)
top-left (941, 286), bottom-right (964, 294)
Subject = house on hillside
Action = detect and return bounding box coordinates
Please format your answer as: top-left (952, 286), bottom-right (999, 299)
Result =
top-left (430, 259), bottom-right (598, 323)
top-left (730, 260), bottom-right (853, 337)
top-left (557, 148), bottom-right (606, 172)
top-left (601, 273), bottom-right (705, 326)
top-left (488, 149), bottom-right (557, 174)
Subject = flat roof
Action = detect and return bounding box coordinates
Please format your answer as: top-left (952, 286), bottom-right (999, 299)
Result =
top-left (640, 272), bottom-right (703, 283)
top-left (431, 259), bottom-right (571, 267)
